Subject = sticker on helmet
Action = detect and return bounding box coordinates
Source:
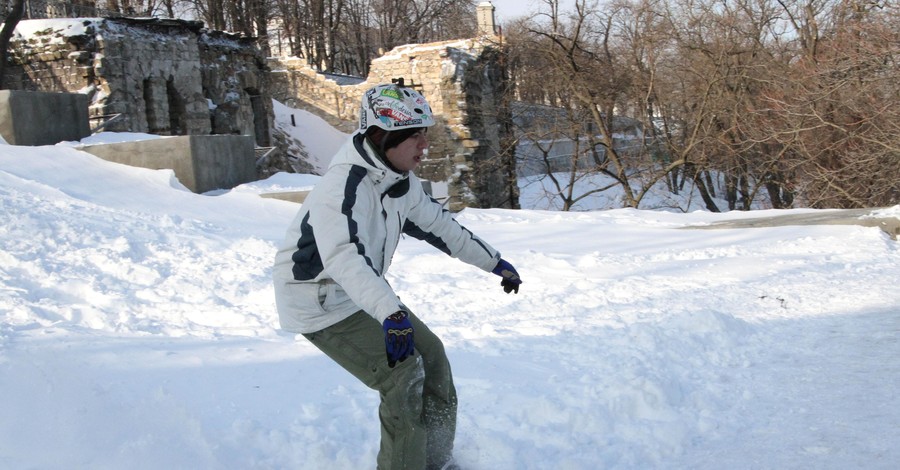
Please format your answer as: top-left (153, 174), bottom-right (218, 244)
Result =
top-left (373, 97), bottom-right (414, 127)
top-left (380, 88), bottom-right (402, 100)
top-left (361, 84), bottom-right (435, 130)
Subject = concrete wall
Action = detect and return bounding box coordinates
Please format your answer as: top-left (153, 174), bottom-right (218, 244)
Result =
top-left (0, 90), bottom-right (91, 145)
top-left (189, 134), bottom-right (257, 192)
top-left (79, 135), bottom-right (256, 193)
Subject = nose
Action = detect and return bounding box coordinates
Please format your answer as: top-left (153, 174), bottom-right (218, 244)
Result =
top-left (417, 133), bottom-right (429, 148)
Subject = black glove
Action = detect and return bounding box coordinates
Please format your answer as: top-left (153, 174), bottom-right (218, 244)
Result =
top-left (491, 259), bottom-right (522, 294)
top-left (383, 311), bottom-right (415, 367)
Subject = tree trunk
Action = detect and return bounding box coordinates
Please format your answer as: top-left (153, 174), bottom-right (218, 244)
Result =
top-left (0, 0), bottom-right (27, 89)
top-left (690, 164), bottom-right (720, 212)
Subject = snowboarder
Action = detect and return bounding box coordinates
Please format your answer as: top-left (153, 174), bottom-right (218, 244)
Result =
top-left (273, 82), bottom-right (522, 470)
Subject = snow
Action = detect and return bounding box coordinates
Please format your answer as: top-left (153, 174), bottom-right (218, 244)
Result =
top-left (271, 100), bottom-right (347, 174)
top-left (375, 39), bottom-right (482, 61)
top-left (870, 205), bottom-right (900, 218)
top-left (2, 115), bottom-right (900, 469)
top-left (61, 132), bottom-right (168, 146)
top-left (12, 18), bottom-right (102, 44)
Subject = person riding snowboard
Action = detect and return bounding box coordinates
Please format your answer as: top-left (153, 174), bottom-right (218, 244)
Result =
top-left (273, 82), bottom-right (522, 470)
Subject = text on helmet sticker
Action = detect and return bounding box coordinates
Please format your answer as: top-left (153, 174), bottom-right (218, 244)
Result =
top-left (379, 88), bottom-right (402, 100)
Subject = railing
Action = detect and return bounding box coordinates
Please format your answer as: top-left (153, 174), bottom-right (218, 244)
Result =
top-left (89, 113), bottom-right (124, 134)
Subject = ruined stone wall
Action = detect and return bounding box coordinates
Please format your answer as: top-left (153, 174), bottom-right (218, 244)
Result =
top-left (199, 31), bottom-right (272, 146)
top-left (268, 38), bottom-right (518, 210)
top-left (7, 17), bottom-right (516, 209)
top-left (95, 20), bottom-right (211, 135)
top-left (7, 18), bottom-right (271, 146)
top-left (267, 57), bottom-right (363, 134)
top-left (5, 21), bottom-right (95, 94)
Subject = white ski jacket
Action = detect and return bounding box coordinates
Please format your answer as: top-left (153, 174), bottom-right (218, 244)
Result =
top-left (273, 132), bottom-right (502, 334)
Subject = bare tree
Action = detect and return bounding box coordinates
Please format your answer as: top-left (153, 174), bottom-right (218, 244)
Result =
top-left (763, 0), bottom-right (900, 208)
top-left (266, 0), bottom-right (475, 76)
top-left (339, 0), bottom-right (375, 74)
top-left (510, 0), bottom-right (688, 210)
top-left (0, 0), bottom-right (25, 89)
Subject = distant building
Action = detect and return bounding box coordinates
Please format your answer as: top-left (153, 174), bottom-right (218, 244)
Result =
top-left (512, 102), bottom-right (647, 177)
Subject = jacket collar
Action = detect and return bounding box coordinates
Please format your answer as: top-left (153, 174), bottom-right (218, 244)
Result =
top-left (332, 132), bottom-right (408, 193)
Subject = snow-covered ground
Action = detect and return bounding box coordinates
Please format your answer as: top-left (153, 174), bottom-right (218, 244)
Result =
top-left (2, 109), bottom-right (899, 469)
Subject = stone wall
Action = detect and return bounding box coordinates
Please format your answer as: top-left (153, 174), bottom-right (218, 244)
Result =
top-left (268, 38), bottom-right (518, 210)
top-left (200, 31), bottom-right (272, 146)
top-left (8, 17), bottom-right (517, 210)
top-left (7, 18), bottom-right (271, 146)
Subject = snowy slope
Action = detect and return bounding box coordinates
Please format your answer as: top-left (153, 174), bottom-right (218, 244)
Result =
top-left (2, 133), bottom-right (900, 469)
top-left (272, 100), bottom-right (348, 174)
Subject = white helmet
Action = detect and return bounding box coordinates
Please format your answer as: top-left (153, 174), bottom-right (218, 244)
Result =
top-left (360, 84), bottom-right (435, 131)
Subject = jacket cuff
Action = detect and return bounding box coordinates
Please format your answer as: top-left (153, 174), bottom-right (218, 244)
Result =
top-left (478, 252), bottom-right (502, 272)
top-left (373, 298), bottom-right (406, 324)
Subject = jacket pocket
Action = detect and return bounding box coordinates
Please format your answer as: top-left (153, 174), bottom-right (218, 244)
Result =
top-left (274, 281), bottom-right (328, 332)
top-left (322, 282), bottom-right (355, 312)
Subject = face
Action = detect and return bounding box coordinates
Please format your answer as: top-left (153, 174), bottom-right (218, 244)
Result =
top-left (385, 129), bottom-right (428, 172)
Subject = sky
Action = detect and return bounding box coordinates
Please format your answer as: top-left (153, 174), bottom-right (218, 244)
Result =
top-left (1, 102), bottom-right (899, 469)
top-left (487, 0), bottom-right (579, 24)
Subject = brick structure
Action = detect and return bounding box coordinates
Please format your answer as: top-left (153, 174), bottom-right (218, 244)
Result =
top-left (268, 37), bottom-right (518, 210)
top-left (6, 17), bottom-right (271, 147)
top-left (7, 11), bottom-right (518, 210)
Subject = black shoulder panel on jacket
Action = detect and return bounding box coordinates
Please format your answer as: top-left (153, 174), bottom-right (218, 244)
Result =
top-left (344, 165), bottom-right (381, 276)
top-left (291, 164), bottom-right (381, 280)
top-left (291, 212), bottom-right (324, 280)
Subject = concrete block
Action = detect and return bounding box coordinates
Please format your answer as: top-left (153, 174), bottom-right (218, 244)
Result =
top-left (79, 134), bottom-right (257, 193)
top-left (259, 191), bottom-right (309, 204)
top-left (0, 90), bottom-right (91, 146)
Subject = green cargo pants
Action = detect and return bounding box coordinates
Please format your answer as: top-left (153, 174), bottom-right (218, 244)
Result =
top-left (303, 310), bottom-right (457, 470)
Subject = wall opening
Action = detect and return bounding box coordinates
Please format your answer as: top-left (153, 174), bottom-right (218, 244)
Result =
top-left (247, 88), bottom-right (270, 146)
top-left (166, 77), bottom-right (186, 135)
top-left (143, 78), bottom-right (165, 134)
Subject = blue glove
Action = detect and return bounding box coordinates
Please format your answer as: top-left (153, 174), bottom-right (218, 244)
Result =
top-left (383, 311), bottom-right (415, 367)
top-left (492, 259), bottom-right (522, 294)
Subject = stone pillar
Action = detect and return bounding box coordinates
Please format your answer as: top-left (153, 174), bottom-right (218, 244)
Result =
top-left (477, 1), bottom-right (497, 37)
